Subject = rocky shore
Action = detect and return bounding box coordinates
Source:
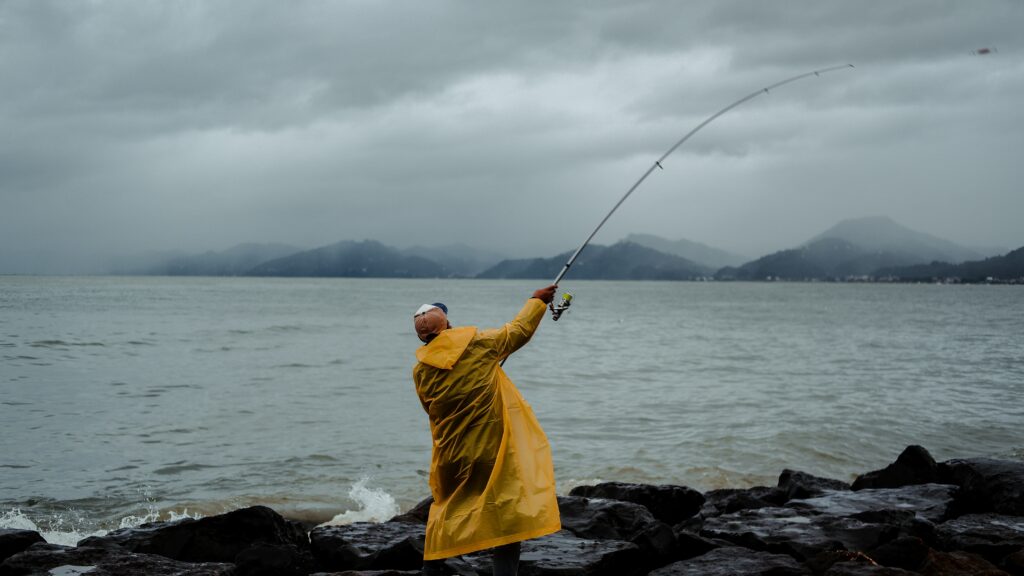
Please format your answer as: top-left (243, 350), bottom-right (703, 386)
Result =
top-left (2, 445), bottom-right (1022, 575)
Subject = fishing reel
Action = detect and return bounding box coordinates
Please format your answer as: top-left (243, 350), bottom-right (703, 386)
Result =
top-left (549, 292), bottom-right (573, 321)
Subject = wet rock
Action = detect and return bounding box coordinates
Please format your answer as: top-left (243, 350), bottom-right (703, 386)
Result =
top-left (853, 446), bottom-right (941, 490)
top-left (568, 482), bottom-right (705, 525)
top-left (701, 486), bottom-right (787, 517)
top-left (702, 484), bottom-right (956, 562)
top-left (0, 530), bottom-right (45, 564)
top-left (234, 542), bottom-right (316, 576)
top-left (557, 495), bottom-right (675, 569)
top-left (701, 506), bottom-right (894, 561)
top-left (0, 542), bottom-right (236, 575)
top-left (672, 528), bottom-right (721, 560)
top-left (310, 572), bottom-right (419, 576)
top-left (648, 545), bottom-right (809, 575)
top-left (918, 549), bottom-right (1010, 575)
top-left (388, 497), bottom-right (432, 525)
top-left (462, 530), bottom-right (644, 576)
top-left (77, 505), bottom-right (309, 567)
top-left (309, 521), bottom-right (424, 572)
top-left (868, 536), bottom-right (931, 571)
top-left (779, 469), bottom-right (852, 501)
top-left (1003, 549), bottom-right (1024, 576)
top-left (788, 484), bottom-right (957, 524)
top-left (935, 514), bottom-right (1024, 565)
top-left (823, 560), bottom-right (919, 575)
top-left (940, 458), bottom-right (1024, 516)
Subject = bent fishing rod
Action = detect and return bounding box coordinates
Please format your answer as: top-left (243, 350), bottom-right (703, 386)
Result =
top-left (546, 64), bottom-right (854, 321)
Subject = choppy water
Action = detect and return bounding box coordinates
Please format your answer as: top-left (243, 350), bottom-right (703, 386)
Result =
top-left (2, 276), bottom-right (1022, 543)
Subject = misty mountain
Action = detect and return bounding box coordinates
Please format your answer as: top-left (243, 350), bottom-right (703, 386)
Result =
top-left (247, 240), bottom-right (450, 278)
top-left (477, 241), bottom-right (713, 280)
top-left (716, 237), bottom-right (926, 281)
top-left (877, 245), bottom-right (1024, 282)
top-left (809, 216), bottom-right (982, 263)
top-left (123, 243), bottom-right (303, 276)
top-left (625, 233), bottom-right (748, 269)
top-left (401, 243), bottom-right (506, 277)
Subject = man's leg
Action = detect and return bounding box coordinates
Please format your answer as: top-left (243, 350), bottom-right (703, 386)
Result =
top-left (491, 541), bottom-right (521, 576)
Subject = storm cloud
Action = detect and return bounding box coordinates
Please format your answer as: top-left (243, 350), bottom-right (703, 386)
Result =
top-left (2, 0), bottom-right (1021, 273)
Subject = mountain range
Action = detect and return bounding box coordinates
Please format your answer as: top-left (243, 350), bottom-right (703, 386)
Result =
top-left (102, 217), bottom-right (1022, 282)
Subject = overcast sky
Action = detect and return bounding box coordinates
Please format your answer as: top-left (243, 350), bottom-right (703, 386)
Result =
top-left (1, 0), bottom-right (1021, 273)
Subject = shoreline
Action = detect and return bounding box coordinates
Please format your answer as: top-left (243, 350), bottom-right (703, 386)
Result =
top-left (3, 444), bottom-right (1022, 575)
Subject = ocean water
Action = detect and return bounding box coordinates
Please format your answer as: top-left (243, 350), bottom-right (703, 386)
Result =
top-left (2, 276), bottom-right (1022, 543)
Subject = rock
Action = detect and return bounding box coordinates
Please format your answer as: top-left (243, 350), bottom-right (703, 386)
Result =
top-left (0, 542), bottom-right (236, 575)
top-left (387, 497), bottom-right (432, 525)
top-left (309, 521), bottom-right (424, 572)
top-left (648, 546), bottom-right (809, 575)
top-left (918, 549), bottom-right (1011, 575)
top-left (568, 482), bottom-right (705, 525)
top-left (310, 572), bottom-right (420, 576)
top-left (672, 528), bottom-right (721, 560)
top-left (462, 530), bottom-right (644, 576)
top-left (853, 446), bottom-right (941, 490)
top-left (940, 458), bottom-right (1024, 516)
top-left (701, 506), bottom-right (895, 561)
top-left (557, 495), bottom-right (676, 569)
top-left (788, 484), bottom-right (957, 524)
top-left (823, 560), bottom-right (920, 575)
top-left (77, 505), bottom-right (309, 568)
top-left (702, 484), bottom-right (956, 562)
top-left (935, 514), bottom-right (1024, 565)
top-left (701, 486), bottom-right (787, 517)
top-left (234, 542), bottom-right (316, 576)
top-left (1003, 549), bottom-right (1024, 576)
top-left (779, 469), bottom-right (852, 500)
top-left (0, 530), bottom-right (45, 564)
top-left (868, 536), bottom-right (931, 571)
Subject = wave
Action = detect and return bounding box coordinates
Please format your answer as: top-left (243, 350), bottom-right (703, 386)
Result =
top-left (319, 478), bottom-right (400, 526)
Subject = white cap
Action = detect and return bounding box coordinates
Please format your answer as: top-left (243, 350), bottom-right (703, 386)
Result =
top-left (414, 304), bottom-right (438, 317)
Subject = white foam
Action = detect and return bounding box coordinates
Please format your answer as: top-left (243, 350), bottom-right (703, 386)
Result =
top-left (320, 478), bottom-right (400, 526)
top-left (0, 506), bottom-right (202, 548)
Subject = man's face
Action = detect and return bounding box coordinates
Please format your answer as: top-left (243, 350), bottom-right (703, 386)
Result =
top-left (415, 308), bottom-right (449, 343)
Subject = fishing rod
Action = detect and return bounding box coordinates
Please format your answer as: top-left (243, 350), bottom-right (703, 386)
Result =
top-left (546, 63), bottom-right (854, 321)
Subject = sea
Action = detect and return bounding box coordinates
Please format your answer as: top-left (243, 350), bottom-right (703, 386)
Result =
top-left (1, 276), bottom-right (1022, 545)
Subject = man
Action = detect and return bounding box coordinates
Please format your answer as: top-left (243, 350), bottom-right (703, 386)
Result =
top-left (412, 285), bottom-right (562, 575)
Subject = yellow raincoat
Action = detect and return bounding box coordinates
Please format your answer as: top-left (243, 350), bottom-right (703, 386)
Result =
top-left (413, 298), bottom-right (561, 560)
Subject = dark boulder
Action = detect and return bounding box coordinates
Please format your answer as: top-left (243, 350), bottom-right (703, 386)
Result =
top-left (823, 560), bottom-right (920, 575)
top-left (310, 572), bottom-right (420, 576)
top-left (648, 545), bottom-right (809, 575)
top-left (935, 513), bottom-right (1024, 566)
top-left (387, 497), bottom-right (432, 525)
top-left (568, 482), bottom-right (705, 525)
top-left (0, 530), bottom-right (45, 564)
top-left (701, 486), bottom-right (787, 517)
top-left (462, 530), bottom-right (645, 576)
top-left (940, 458), bottom-right (1024, 516)
top-left (1003, 549), bottom-right (1024, 576)
top-left (77, 505), bottom-right (309, 568)
top-left (779, 469), bottom-right (852, 500)
top-left (788, 483), bottom-right (957, 524)
top-left (853, 445), bottom-right (941, 490)
top-left (0, 542), bottom-right (236, 575)
top-left (868, 536), bottom-right (931, 571)
top-left (918, 549), bottom-right (1011, 575)
top-left (557, 495), bottom-right (676, 570)
top-left (309, 521), bottom-right (424, 572)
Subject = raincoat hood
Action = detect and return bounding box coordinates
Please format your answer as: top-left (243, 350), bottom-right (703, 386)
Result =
top-left (416, 326), bottom-right (476, 370)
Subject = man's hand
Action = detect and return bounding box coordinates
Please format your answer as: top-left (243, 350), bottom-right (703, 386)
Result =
top-left (532, 284), bottom-right (558, 304)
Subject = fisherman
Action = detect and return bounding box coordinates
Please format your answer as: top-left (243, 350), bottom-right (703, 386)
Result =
top-left (412, 285), bottom-right (562, 576)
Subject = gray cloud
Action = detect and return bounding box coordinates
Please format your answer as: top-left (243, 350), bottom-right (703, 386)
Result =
top-left (2, 0), bottom-right (1022, 273)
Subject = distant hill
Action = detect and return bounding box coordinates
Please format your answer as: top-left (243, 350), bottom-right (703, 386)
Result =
top-left (401, 243), bottom-right (506, 277)
top-left (716, 237), bottom-right (925, 281)
top-left (625, 233), bottom-right (747, 269)
top-left (247, 240), bottom-right (450, 278)
top-left (877, 246), bottom-right (1024, 282)
top-left (132, 243), bottom-right (303, 276)
top-left (809, 216), bottom-right (982, 264)
top-left (477, 241), bottom-right (713, 280)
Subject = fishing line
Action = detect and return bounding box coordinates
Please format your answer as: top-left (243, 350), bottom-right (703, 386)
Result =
top-left (545, 64), bottom-right (855, 321)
